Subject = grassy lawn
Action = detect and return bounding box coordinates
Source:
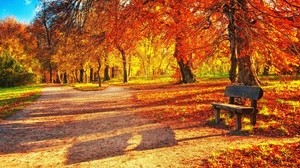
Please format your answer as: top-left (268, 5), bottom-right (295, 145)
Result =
top-left (0, 85), bottom-right (42, 119)
top-left (71, 83), bottom-right (108, 91)
top-left (70, 76), bottom-right (176, 91)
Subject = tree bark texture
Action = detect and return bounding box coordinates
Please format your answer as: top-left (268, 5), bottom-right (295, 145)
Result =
top-left (223, 2), bottom-right (237, 83)
top-left (174, 35), bottom-right (195, 84)
top-left (118, 46), bottom-right (128, 83)
top-left (237, 56), bottom-right (260, 85)
top-left (224, 0), bottom-right (260, 86)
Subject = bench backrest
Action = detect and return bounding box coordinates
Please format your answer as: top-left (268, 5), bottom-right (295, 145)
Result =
top-left (225, 85), bottom-right (263, 100)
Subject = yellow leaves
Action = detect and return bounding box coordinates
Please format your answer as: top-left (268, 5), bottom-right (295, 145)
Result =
top-left (155, 5), bottom-right (161, 12)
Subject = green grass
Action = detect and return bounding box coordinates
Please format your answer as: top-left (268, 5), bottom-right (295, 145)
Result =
top-left (126, 76), bottom-right (176, 84)
top-left (0, 85), bottom-right (42, 119)
top-left (71, 83), bottom-right (108, 91)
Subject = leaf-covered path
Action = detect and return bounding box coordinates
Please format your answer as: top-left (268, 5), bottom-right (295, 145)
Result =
top-left (0, 86), bottom-right (298, 167)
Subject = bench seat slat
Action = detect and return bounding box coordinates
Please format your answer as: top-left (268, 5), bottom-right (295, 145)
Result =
top-left (212, 102), bottom-right (254, 114)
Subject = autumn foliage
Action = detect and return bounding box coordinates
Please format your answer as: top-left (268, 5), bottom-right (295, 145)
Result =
top-left (201, 142), bottom-right (300, 167)
top-left (0, 1), bottom-right (300, 167)
top-left (1, 0), bottom-right (298, 86)
top-left (133, 79), bottom-right (299, 166)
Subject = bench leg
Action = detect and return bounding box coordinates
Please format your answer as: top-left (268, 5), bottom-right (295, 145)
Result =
top-left (235, 113), bottom-right (242, 130)
top-left (251, 112), bottom-right (257, 125)
top-left (214, 109), bottom-right (221, 123)
top-left (229, 111), bottom-right (234, 118)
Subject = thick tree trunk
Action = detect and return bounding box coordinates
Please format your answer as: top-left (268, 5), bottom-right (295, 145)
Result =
top-left (174, 36), bottom-right (195, 84)
top-left (177, 59), bottom-right (195, 83)
top-left (236, 0), bottom-right (259, 86)
top-left (237, 56), bottom-right (260, 85)
top-left (223, 2), bottom-right (237, 83)
top-left (224, 0), bottom-right (260, 86)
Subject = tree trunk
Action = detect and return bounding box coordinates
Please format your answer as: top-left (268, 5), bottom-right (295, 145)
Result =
top-left (111, 67), bottom-right (115, 78)
top-left (90, 68), bottom-right (94, 82)
top-left (97, 60), bottom-right (102, 87)
top-left (223, 1), bottom-right (237, 83)
top-left (128, 55), bottom-right (131, 77)
top-left (174, 36), bottom-right (195, 84)
top-left (224, 0), bottom-right (260, 86)
top-left (177, 60), bottom-right (195, 83)
top-left (237, 56), bottom-right (260, 85)
top-left (58, 71), bottom-right (63, 84)
top-left (74, 70), bottom-right (79, 83)
top-left (79, 69), bottom-right (84, 83)
top-left (263, 60), bottom-right (271, 76)
top-left (104, 65), bottom-right (110, 81)
top-left (103, 57), bottom-right (110, 81)
top-left (235, 0), bottom-right (259, 85)
top-left (117, 46), bottom-right (128, 83)
top-left (85, 70), bottom-right (88, 83)
top-left (64, 72), bottom-right (68, 84)
top-left (49, 62), bottom-right (53, 83)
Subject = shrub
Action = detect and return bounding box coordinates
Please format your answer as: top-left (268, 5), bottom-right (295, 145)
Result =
top-left (0, 52), bottom-right (35, 87)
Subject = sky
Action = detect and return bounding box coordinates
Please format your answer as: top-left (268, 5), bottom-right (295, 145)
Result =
top-left (0, 0), bottom-right (39, 24)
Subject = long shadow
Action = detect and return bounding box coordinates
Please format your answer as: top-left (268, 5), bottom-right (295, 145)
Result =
top-left (66, 126), bottom-right (177, 165)
top-left (66, 133), bottom-right (132, 164)
top-left (0, 86), bottom-right (186, 155)
top-left (132, 88), bottom-right (224, 109)
top-left (22, 88), bottom-right (224, 119)
top-left (135, 127), bottom-right (177, 151)
top-left (0, 113), bottom-right (147, 154)
top-left (0, 84), bottom-right (234, 165)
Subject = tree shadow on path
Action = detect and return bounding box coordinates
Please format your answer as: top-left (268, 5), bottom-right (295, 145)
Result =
top-left (66, 126), bottom-right (177, 165)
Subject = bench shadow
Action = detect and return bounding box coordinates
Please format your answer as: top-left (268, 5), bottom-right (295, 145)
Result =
top-left (66, 133), bottom-right (132, 165)
top-left (66, 126), bottom-right (177, 165)
top-left (135, 127), bottom-right (177, 151)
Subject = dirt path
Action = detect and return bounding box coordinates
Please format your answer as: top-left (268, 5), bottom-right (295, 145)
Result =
top-left (0, 86), bottom-right (298, 167)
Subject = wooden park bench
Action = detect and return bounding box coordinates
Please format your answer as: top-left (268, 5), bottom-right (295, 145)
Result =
top-left (211, 85), bottom-right (263, 130)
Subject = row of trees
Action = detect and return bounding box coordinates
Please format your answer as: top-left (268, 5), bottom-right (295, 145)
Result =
top-left (1, 0), bottom-right (299, 87)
